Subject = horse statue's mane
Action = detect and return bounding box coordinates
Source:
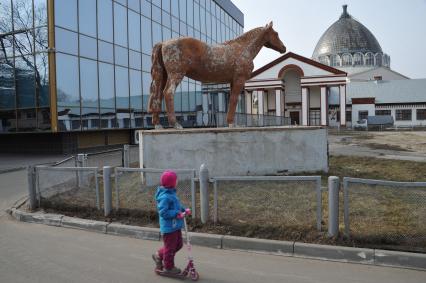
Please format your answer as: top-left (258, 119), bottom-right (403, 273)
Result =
top-left (222, 27), bottom-right (265, 46)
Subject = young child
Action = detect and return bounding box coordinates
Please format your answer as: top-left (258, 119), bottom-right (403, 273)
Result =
top-left (152, 170), bottom-right (191, 274)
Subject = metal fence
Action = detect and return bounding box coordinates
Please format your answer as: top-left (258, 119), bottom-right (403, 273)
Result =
top-left (343, 177), bottom-right (426, 250)
top-left (35, 166), bottom-right (100, 211)
top-left (113, 167), bottom-right (196, 225)
top-left (213, 112), bottom-right (291, 127)
top-left (86, 148), bottom-right (124, 168)
top-left (211, 176), bottom-right (322, 231)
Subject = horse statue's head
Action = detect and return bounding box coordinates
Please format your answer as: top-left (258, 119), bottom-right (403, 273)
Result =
top-left (263, 22), bottom-right (286, 54)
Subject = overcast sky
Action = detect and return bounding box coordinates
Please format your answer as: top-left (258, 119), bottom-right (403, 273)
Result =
top-left (232, 0), bottom-right (426, 79)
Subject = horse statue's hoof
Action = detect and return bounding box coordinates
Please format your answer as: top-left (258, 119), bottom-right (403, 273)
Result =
top-left (154, 124), bottom-right (164, 130)
top-left (228, 123), bottom-right (237, 128)
top-left (173, 123), bottom-right (183, 130)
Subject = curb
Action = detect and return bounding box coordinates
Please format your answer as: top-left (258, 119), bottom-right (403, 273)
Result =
top-left (8, 208), bottom-right (426, 271)
top-left (0, 166), bottom-right (27, 174)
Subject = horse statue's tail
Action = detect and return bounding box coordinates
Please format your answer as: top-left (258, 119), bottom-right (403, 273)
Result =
top-left (148, 43), bottom-right (167, 114)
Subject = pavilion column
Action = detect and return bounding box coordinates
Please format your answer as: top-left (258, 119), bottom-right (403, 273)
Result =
top-left (218, 92), bottom-right (225, 113)
top-left (257, 90), bottom-right (264, 126)
top-left (202, 92), bottom-right (209, 125)
top-left (339, 85), bottom-right (346, 126)
top-left (320, 86), bottom-right (328, 126)
top-left (275, 88), bottom-right (282, 116)
top-left (245, 90), bottom-right (252, 114)
top-left (301, 87), bottom-right (310, 126)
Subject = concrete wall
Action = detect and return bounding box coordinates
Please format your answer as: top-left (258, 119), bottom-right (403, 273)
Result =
top-left (138, 127), bottom-right (328, 176)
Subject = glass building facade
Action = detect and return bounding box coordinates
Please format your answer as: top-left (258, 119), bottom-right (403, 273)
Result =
top-left (0, 0), bottom-right (244, 133)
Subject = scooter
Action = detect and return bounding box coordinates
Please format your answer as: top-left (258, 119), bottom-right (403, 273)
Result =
top-left (155, 212), bottom-right (200, 281)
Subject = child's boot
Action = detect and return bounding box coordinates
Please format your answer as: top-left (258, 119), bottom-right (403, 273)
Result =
top-left (152, 253), bottom-right (163, 269)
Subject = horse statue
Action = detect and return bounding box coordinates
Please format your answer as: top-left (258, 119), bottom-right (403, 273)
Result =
top-left (148, 22), bottom-right (286, 129)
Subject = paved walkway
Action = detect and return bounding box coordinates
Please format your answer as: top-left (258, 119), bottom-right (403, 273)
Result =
top-left (1, 170), bottom-right (425, 283)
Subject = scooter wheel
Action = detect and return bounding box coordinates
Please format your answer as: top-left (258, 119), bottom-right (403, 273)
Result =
top-left (190, 271), bottom-right (199, 281)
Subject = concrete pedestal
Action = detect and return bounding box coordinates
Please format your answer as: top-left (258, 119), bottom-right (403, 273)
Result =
top-left (137, 126), bottom-right (328, 176)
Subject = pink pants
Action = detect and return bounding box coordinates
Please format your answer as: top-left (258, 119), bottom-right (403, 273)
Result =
top-left (158, 230), bottom-right (183, 269)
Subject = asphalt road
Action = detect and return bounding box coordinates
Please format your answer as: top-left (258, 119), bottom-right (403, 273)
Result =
top-left (1, 170), bottom-right (425, 283)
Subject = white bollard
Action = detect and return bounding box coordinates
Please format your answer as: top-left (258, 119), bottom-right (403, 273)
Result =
top-left (199, 164), bottom-right (209, 224)
top-left (328, 176), bottom-right (340, 237)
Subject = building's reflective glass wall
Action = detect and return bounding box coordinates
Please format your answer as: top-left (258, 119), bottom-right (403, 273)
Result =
top-left (54, 0), bottom-right (243, 131)
top-left (0, 0), bottom-right (49, 132)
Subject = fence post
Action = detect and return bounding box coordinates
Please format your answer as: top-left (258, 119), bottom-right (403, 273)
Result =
top-left (199, 164), bottom-right (209, 224)
top-left (328, 176), bottom-right (340, 237)
top-left (27, 166), bottom-right (37, 211)
top-left (103, 166), bottom-right (112, 217)
top-left (77, 154), bottom-right (85, 188)
top-left (123, 144), bottom-right (130, 167)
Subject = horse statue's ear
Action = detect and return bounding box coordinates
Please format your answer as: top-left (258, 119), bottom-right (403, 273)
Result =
top-left (268, 21), bottom-right (273, 28)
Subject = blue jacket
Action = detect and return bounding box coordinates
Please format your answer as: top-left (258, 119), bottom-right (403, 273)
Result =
top-left (155, 187), bottom-right (185, 234)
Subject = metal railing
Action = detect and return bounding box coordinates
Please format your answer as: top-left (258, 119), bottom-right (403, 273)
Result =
top-left (212, 112), bottom-right (291, 127)
top-left (343, 177), bottom-right (426, 250)
top-left (86, 148), bottom-right (124, 168)
top-left (35, 166), bottom-right (100, 210)
top-left (211, 176), bottom-right (322, 231)
top-left (113, 167), bottom-right (197, 221)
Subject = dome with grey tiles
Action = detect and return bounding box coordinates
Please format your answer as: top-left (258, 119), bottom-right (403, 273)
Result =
top-left (312, 5), bottom-right (390, 70)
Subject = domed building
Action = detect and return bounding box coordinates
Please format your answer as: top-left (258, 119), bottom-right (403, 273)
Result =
top-left (312, 5), bottom-right (390, 75)
top-left (242, 5), bottom-right (426, 129)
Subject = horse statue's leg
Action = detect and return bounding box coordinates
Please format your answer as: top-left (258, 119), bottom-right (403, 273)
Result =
top-left (149, 43), bottom-right (167, 130)
top-left (163, 74), bottom-right (184, 129)
top-left (226, 80), bottom-right (245, 128)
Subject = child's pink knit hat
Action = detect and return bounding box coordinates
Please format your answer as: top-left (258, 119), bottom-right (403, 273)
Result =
top-left (160, 170), bottom-right (177, 188)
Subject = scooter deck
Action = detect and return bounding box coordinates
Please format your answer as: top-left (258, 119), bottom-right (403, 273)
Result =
top-left (155, 268), bottom-right (187, 279)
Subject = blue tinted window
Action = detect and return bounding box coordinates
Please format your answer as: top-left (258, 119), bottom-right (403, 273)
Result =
top-left (162, 11), bottom-right (171, 28)
top-left (142, 72), bottom-right (151, 110)
top-left (98, 62), bottom-right (115, 110)
top-left (179, 0), bottom-right (186, 22)
top-left (142, 54), bottom-right (151, 72)
top-left (35, 27), bottom-right (48, 51)
top-left (79, 0), bottom-right (97, 37)
top-left (187, 0), bottom-right (193, 26)
top-left (0, 60), bottom-right (15, 110)
top-left (115, 45), bottom-right (128, 67)
top-left (171, 0), bottom-right (179, 17)
top-left (56, 27), bottom-right (78, 55)
top-left (80, 58), bottom-right (98, 112)
top-left (56, 53), bottom-right (80, 113)
top-left (35, 53), bottom-right (49, 108)
top-left (130, 69), bottom-right (142, 109)
top-left (55, 0), bottom-right (77, 31)
top-left (14, 31), bottom-right (34, 57)
top-left (34, 0), bottom-right (47, 27)
top-left (114, 2), bottom-right (127, 47)
top-left (141, 0), bottom-right (151, 17)
top-left (0, 0), bottom-right (12, 33)
top-left (13, 0), bottom-right (33, 31)
top-left (152, 4), bottom-right (161, 23)
top-left (128, 10), bottom-right (141, 51)
top-left (152, 22), bottom-right (162, 45)
top-left (115, 66), bottom-right (129, 109)
top-left (162, 0), bottom-right (170, 12)
top-left (141, 16), bottom-right (152, 54)
top-left (79, 35), bottom-right (97, 59)
top-left (98, 0), bottom-right (113, 42)
top-left (162, 26), bottom-right (171, 41)
top-left (15, 56), bottom-right (35, 108)
top-left (98, 40), bottom-right (114, 63)
top-left (128, 0), bottom-right (139, 12)
top-left (129, 50), bottom-right (141, 70)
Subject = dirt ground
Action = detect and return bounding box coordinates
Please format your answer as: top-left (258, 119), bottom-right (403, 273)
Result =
top-left (329, 130), bottom-right (426, 162)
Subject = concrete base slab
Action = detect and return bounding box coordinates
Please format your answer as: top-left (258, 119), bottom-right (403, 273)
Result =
top-left (107, 223), bottom-right (160, 241)
top-left (294, 242), bottom-right (375, 264)
top-left (375, 249), bottom-right (426, 270)
top-left (223, 235), bottom-right (294, 255)
top-left (61, 216), bottom-right (107, 233)
top-left (138, 126), bottom-right (328, 176)
top-left (12, 209), bottom-right (62, 226)
top-left (189, 232), bottom-right (223, 249)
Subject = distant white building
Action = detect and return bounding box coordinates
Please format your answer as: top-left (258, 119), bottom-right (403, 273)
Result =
top-left (242, 5), bottom-right (426, 128)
